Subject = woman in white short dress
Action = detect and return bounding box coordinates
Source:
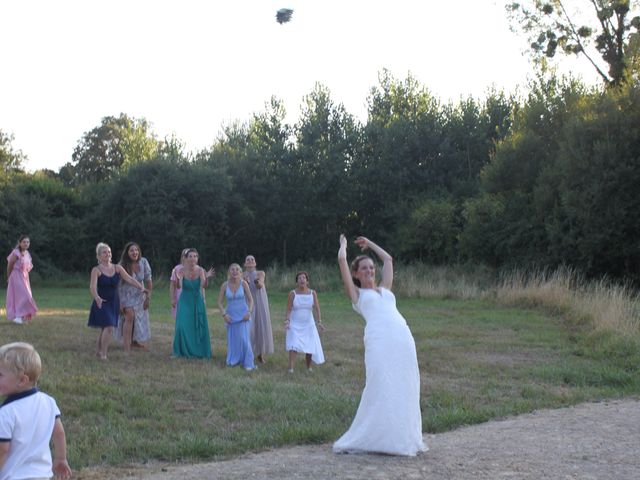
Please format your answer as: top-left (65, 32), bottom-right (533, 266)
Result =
top-left (285, 271), bottom-right (325, 372)
top-left (333, 235), bottom-right (427, 456)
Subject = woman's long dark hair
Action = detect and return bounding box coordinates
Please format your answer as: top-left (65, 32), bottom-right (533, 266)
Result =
top-left (15, 235), bottom-right (29, 252)
top-left (119, 242), bottom-right (142, 275)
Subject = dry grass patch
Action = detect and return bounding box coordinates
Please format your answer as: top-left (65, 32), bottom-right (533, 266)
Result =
top-left (496, 268), bottom-right (640, 340)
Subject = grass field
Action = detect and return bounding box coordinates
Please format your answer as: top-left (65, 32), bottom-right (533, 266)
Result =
top-left (1, 282), bottom-right (639, 471)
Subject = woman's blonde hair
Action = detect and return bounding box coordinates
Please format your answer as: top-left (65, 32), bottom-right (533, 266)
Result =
top-left (0, 342), bottom-right (42, 384)
top-left (95, 242), bottom-right (111, 260)
top-left (227, 263), bottom-right (242, 278)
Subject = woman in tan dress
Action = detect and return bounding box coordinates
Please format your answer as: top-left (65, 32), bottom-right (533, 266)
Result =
top-left (243, 255), bottom-right (274, 363)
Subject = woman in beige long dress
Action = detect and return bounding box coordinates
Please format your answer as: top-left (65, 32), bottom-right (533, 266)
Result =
top-left (243, 255), bottom-right (274, 363)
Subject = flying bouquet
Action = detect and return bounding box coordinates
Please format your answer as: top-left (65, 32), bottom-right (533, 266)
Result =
top-left (276, 8), bottom-right (293, 24)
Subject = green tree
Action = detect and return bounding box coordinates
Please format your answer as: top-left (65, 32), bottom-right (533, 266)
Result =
top-left (355, 71), bottom-right (444, 245)
top-left (440, 90), bottom-right (514, 198)
top-left (473, 77), bottom-right (586, 267)
top-left (200, 97), bottom-right (296, 263)
top-left (0, 172), bottom-right (87, 275)
top-left (459, 193), bottom-right (507, 266)
top-left (61, 113), bottom-right (158, 186)
top-left (84, 157), bottom-right (232, 272)
top-left (0, 129), bottom-right (25, 173)
top-left (541, 81), bottom-right (640, 277)
top-left (507, 0), bottom-right (640, 86)
top-left (398, 198), bottom-right (459, 263)
top-left (291, 84), bottom-right (361, 259)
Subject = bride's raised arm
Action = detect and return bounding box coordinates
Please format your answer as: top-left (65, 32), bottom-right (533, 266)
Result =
top-left (338, 234), bottom-right (359, 304)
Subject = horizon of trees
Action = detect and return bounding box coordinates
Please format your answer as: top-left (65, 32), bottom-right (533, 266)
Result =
top-left (2, 1), bottom-right (640, 282)
top-left (1, 69), bottom-right (639, 283)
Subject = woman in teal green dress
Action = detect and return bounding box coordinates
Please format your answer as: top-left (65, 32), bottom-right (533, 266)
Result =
top-left (172, 248), bottom-right (212, 359)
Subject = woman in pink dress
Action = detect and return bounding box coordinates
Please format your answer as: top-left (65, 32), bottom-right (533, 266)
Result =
top-left (5, 235), bottom-right (38, 324)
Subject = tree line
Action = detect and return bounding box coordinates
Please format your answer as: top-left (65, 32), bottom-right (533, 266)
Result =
top-left (1, 69), bottom-right (638, 281)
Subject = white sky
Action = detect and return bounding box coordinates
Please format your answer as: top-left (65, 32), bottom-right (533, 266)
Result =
top-left (0, 0), bottom-right (597, 172)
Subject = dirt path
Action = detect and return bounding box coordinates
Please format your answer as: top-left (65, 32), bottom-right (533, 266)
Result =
top-left (82, 399), bottom-right (640, 479)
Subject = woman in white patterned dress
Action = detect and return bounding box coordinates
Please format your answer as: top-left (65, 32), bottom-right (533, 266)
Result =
top-left (115, 242), bottom-right (152, 352)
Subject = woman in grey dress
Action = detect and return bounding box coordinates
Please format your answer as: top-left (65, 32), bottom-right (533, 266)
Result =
top-left (243, 255), bottom-right (274, 363)
top-left (115, 242), bottom-right (153, 352)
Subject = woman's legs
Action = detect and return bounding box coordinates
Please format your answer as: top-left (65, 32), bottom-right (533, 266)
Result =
top-left (96, 330), bottom-right (102, 356)
top-left (122, 307), bottom-right (135, 353)
top-left (305, 353), bottom-right (313, 370)
top-left (98, 327), bottom-right (114, 360)
top-left (288, 350), bottom-right (297, 372)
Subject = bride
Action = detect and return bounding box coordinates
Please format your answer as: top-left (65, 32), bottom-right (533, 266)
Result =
top-left (333, 234), bottom-right (427, 456)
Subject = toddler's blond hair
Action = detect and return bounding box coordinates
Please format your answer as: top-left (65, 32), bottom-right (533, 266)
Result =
top-left (0, 342), bottom-right (42, 384)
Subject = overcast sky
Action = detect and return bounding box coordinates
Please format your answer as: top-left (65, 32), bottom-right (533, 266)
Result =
top-left (0, 0), bottom-right (597, 171)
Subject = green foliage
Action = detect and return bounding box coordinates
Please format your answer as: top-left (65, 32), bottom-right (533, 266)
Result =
top-left (354, 71), bottom-right (445, 245)
top-left (201, 98), bottom-right (295, 264)
top-left (291, 84), bottom-right (361, 259)
top-left (472, 75), bottom-right (640, 279)
top-left (459, 193), bottom-right (507, 265)
top-left (2, 70), bottom-right (639, 282)
top-left (0, 129), bottom-right (25, 173)
top-left (398, 198), bottom-right (459, 263)
top-left (60, 113), bottom-right (159, 186)
top-left (507, 0), bottom-right (640, 86)
top-left (543, 82), bottom-right (640, 275)
top-left (0, 172), bottom-right (86, 276)
top-left (83, 156), bottom-right (233, 272)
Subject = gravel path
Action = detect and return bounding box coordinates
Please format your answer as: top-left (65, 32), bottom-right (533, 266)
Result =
top-left (83, 399), bottom-right (640, 479)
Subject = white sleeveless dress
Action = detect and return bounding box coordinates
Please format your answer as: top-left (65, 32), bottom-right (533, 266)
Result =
top-left (333, 287), bottom-right (427, 456)
top-left (285, 291), bottom-right (325, 364)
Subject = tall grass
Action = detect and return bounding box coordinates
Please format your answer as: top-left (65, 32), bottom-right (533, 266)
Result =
top-left (38, 261), bottom-right (640, 341)
top-left (264, 261), bottom-right (497, 298)
top-left (392, 263), bottom-right (496, 299)
top-left (36, 261), bottom-right (640, 342)
top-left (496, 267), bottom-right (640, 339)
top-left (266, 262), bottom-right (640, 342)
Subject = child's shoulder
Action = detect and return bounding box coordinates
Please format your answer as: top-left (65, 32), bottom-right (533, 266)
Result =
top-left (1, 389), bottom-right (56, 415)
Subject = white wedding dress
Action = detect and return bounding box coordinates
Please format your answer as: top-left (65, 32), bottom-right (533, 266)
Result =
top-left (333, 287), bottom-right (427, 456)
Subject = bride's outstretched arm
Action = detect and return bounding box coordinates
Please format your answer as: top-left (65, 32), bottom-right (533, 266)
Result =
top-left (338, 234), bottom-right (359, 304)
top-left (355, 236), bottom-right (393, 290)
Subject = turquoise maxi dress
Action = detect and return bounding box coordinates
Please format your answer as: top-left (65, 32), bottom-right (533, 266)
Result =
top-left (173, 277), bottom-right (212, 359)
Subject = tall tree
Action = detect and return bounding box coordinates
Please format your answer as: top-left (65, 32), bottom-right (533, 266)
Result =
top-left (507, 0), bottom-right (640, 86)
top-left (0, 129), bottom-right (25, 173)
top-left (541, 81), bottom-right (640, 277)
top-left (60, 113), bottom-right (158, 186)
top-left (0, 172), bottom-right (87, 274)
top-left (84, 157), bottom-right (232, 271)
top-left (201, 98), bottom-right (295, 263)
top-left (292, 84), bottom-right (360, 259)
top-left (355, 71), bottom-right (445, 246)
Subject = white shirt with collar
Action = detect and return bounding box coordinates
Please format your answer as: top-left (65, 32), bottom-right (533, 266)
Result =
top-left (0, 388), bottom-right (60, 480)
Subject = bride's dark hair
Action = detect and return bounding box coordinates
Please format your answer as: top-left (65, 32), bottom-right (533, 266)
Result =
top-left (350, 255), bottom-right (371, 287)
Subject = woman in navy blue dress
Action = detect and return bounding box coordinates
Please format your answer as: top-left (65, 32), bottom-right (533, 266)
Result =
top-left (88, 243), bottom-right (147, 360)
